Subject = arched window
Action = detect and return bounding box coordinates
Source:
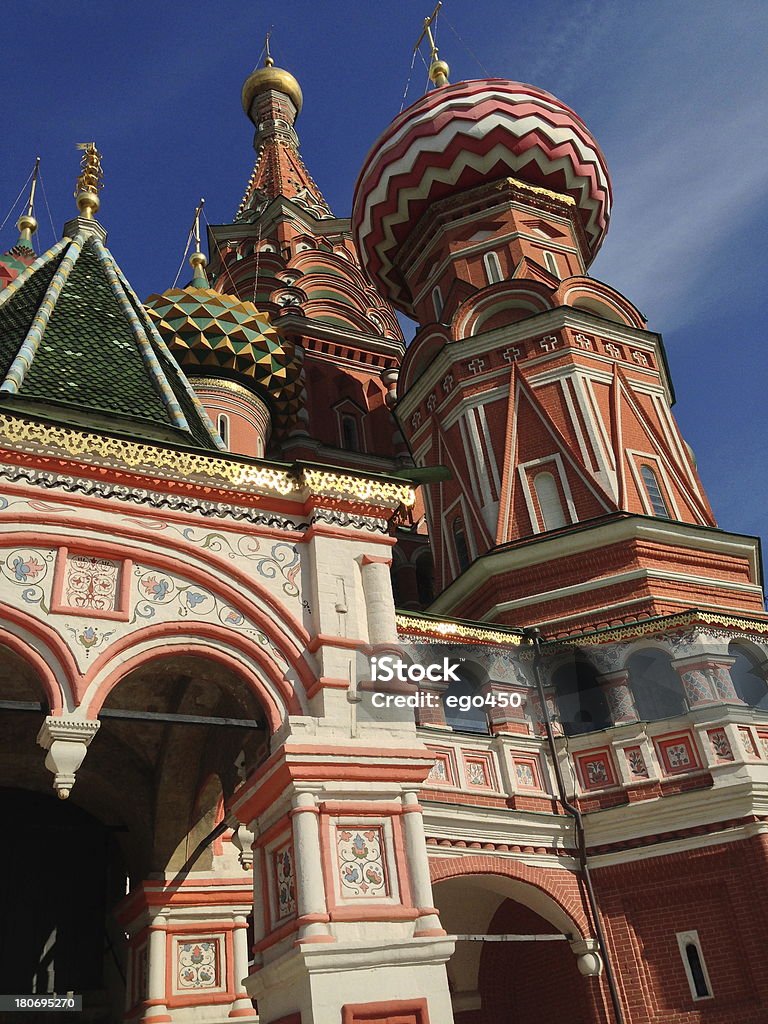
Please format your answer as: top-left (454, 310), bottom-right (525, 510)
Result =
top-left (442, 673), bottom-right (489, 734)
top-left (553, 660), bottom-right (611, 736)
top-left (628, 648), bottom-right (687, 720)
top-left (432, 286), bottom-right (444, 320)
top-left (728, 641), bottom-right (768, 707)
top-left (415, 551), bottom-right (435, 606)
top-left (533, 471), bottom-right (567, 531)
top-left (217, 414), bottom-right (229, 450)
top-left (640, 464), bottom-right (670, 518)
top-left (340, 414), bottom-right (360, 451)
top-left (452, 516), bottom-right (471, 574)
top-left (543, 251), bottom-right (560, 278)
top-left (483, 251), bottom-right (503, 284)
top-left (677, 932), bottom-right (713, 1000)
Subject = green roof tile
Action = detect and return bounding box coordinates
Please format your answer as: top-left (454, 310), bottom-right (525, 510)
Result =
top-left (0, 234), bottom-right (222, 451)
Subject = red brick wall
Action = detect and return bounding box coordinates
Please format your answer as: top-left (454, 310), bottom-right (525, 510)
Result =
top-left (594, 835), bottom-right (768, 1023)
top-left (477, 899), bottom-right (604, 1023)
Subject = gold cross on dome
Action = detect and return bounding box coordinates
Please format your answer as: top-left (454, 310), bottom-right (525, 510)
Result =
top-left (413, 3), bottom-right (450, 87)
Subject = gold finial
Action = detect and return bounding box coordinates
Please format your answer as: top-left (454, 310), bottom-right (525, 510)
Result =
top-left (74, 142), bottom-right (104, 218)
top-left (17, 157), bottom-right (40, 245)
top-left (414, 2), bottom-right (450, 88)
top-left (189, 199), bottom-right (209, 287)
top-left (264, 28), bottom-right (274, 67)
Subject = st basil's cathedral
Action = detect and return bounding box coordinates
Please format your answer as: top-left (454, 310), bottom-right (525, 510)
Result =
top-left (0, 24), bottom-right (767, 1024)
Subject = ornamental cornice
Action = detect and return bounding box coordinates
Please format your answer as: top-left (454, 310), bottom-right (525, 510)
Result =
top-left (37, 716), bottom-right (100, 745)
top-left (397, 307), bottom-right (667, 420)
top-left (396, 613), bottom-right (522, 646)
top-left (0, 414), bottom-right (415, 512)
top-left (555, 609), bottom-right (768, 647)
top-left (427, 516), bottom-right (763, 618)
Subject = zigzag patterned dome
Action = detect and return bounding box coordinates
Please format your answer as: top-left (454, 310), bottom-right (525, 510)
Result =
top-left (352, 79), bottom-right (612, 313)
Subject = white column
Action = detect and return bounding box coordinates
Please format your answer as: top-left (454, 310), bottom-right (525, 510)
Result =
top-left (228, 915), bottom-right (257, 1019)
top-left (291, 792), bottom-right (331, 941)
top-left (360, 554), bottom-right (397, 645)
top-left (142, 914), bottom-right (169, 1024)
top-left (402, 790), bottom-right (443, 936)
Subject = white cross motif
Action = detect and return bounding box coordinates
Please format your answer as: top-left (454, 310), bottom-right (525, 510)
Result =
top-left (574, 333), bottom-right (593, 350)
top-left (631, 350), bottom-right (649, 366)
top-left (604, 342), bottom-right (622, 358)
top-left (411, 411), bottom-right (422, 429)
top-left (426, 394), bottom-right (437, 412)
top-left (540, 335), bottom-right (559, 352)
top-left (502, 346), bottom-right (521, 363)
top-left (442, 374), bottom-right (454, 393)
top-left (467, 358), bottom-right (485, 375)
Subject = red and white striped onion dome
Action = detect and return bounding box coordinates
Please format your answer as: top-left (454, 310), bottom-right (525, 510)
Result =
top-left (352, 79), bottom-right (612, 314)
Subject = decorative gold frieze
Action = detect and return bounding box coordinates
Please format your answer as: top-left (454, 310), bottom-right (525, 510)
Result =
top-left (396, 613), bottom-right (522, 646)
top-left (0, 414), bottom-right (415, 509)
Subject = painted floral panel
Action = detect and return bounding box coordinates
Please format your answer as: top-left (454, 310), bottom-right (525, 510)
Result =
top-left (177, 940), bottom-right (219, 990)
top-left (273, 843), bottom-right (297, 921)
top-left (336, 827), bottom-right (388, 899)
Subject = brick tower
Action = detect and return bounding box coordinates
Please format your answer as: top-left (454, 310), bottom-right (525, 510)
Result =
top-left (353, 78), bottom-right (763, 637)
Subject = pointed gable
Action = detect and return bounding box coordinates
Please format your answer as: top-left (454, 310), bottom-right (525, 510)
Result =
top-left (0, 232), bottom-right (222, 450)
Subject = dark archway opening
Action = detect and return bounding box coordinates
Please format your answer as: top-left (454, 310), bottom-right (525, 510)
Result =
top-left (553, 659), bottom-right (611, 736)
top-left (0, 788), bottom-right (128, 1023)
top-left (628, 648), bottom-right (687, 720)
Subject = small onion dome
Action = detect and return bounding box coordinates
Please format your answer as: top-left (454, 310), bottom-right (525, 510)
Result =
top-left (145, 286), bottom-right (303, 433)
top-left (242, 62), bottom-right (303, 120)
top-left (352, 79), bottom-right (612, 313)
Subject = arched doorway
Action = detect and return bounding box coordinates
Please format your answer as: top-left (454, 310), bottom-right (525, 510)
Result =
top-left (0, 642), bottom-right (128, 1021)
top-left (0, 789), bottom-right (128, 1020)
top-left (433, 871), bottom-right (602, 1024)
top-left (0, 644), bottom-right (271, 1022)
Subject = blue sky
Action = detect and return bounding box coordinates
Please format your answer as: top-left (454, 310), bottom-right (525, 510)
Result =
top-left (1, 1), bottom-right (766, 561)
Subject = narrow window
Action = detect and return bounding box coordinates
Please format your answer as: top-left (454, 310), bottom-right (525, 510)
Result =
top-left (543, 250), bottom-right (560, 277)
top-left (432, 285), bottom-right (444, 320)
top-left (340, 414), bottom-right (360, 451)
top-left (415, 551), bottom-right (435, 606)
top-left (533, 471), bottom-right (567, 531)
top-left (483, 251), bottom-right (503, 284)
top-left (217, 414), bottom-right (229, 450)
top-left (676, 932), bottom-right (713, 1000)
top-left (452, 516), bottom-right (471, 574)
top-left (640, 464), bottom-right (670, 518)
top-left (390, 566), bottom-right (402, 608)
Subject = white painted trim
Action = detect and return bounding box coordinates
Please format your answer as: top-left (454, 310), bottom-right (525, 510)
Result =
top-left (397, 307), bottom-right (671, 418)
top-left (583, 375), bottom-right (616, 470)
top-left (559, 377), bottom-right (595, 474)
top-left (477, 405), bottom-right (502, 497)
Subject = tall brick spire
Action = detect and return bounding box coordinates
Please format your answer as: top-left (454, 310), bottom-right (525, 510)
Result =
top-left (237, 56), bottom-right (332, 221)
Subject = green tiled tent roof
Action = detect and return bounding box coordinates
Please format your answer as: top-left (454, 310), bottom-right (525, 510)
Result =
top-left (0, 230), bottom-right (223, 451)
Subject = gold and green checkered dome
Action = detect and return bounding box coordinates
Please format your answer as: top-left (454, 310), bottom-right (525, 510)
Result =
top-left (145, 285), bottom-right (303, 434)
